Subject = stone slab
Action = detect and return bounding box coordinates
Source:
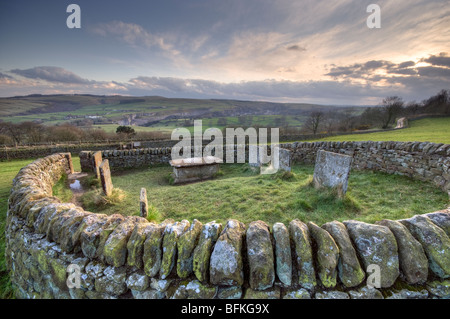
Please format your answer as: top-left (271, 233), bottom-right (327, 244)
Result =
top-left (92, 151), bottom-right (103, 179)
top-left (313, 150), bottom-right (352, 196)
top-left (99, 159), bottom-right (113, 196)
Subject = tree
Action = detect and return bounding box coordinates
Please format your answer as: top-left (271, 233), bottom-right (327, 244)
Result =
top-left (21, 121), bottom-right (45, 143)
top-left (423, 89), bottom-right (450, 115)
top-left (303, 111), bottom-right (324, 135)
top-left (116, 126), bottom-right (136, 136)
top-left (0, 122), bottom-right (26, 146)
top-left (380, 96), bottom-right (404, 129)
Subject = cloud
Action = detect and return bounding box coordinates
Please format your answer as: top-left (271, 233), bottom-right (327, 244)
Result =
top-left (326, 53), bottom-right (450, 81)
top-left (91, 21), bottom-right (167, 50)
top-left (422, 52), bottom-right (450, 68)
top-left (417, 66), bottom-right (450, 78)
top-left (10, 66), bottom-right (92, 84)
top-left (286, 45), bottom-right (306, 52)
top-left (0, 72), bottom-right (13, 79)
top-left (126, 75), bottom-right (405, 104)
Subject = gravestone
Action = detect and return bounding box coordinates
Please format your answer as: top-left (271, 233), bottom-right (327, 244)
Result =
top-left (278, 148), bottom-right (292, 172)
top-left (63, 153), bottom-right (74, 174)
top-left (140, 188), bottom-right (148, 218)
top-left (249, 146), bottom-right (291, 173)
top-left (99, 159), bottom-right (113, 196)
top-left (313, 150), bottom-right (352, 197)
top-left (92, 151), bottom-right (103, 179)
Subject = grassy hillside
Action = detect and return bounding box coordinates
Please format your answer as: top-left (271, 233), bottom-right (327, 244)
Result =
top-left (311, 117), bottom-right (450, 144)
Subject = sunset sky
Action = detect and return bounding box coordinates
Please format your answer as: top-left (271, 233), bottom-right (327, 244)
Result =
top-left (0, 0), bottom-right (449, 104)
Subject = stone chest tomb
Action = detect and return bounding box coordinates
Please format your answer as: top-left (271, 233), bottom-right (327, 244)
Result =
top-left (169, 156), bottom-right (223, 184)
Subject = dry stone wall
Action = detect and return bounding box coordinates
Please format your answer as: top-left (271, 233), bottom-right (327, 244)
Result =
top-left (6, 143), bottom-right (450, 299)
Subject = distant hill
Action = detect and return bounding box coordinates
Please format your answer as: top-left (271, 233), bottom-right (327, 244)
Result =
top-left (0, 94), bottom-right (365, 127)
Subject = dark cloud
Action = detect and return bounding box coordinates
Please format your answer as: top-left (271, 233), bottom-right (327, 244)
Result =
top-left (0, 72), bottom-right (14, 79)
top-left (10, 66), bottom-right (92, 84)
top-left (417, 66), bottom-right (450, 78)
top-left (423, 53), bottom-right (450, 68)
top-left (398, 61), bottom-right (415, 68)
top-left (326, 55), bottom-right (450, 82)
top-left (286, 44), bottom-right (306, 52)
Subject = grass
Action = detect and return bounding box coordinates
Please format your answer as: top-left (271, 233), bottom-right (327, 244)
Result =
top-left (310, 117), bottom-right (450, 144)
top-left (79, 163), bottom-right (449, 227)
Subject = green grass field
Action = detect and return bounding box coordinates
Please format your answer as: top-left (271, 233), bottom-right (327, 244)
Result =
top-left (311, 117), bottom-right (450, 144)
top-left (78, 164), bottom-right (448, 227)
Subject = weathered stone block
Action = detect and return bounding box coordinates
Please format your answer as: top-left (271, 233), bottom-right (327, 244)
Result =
top-left (80, 214), bottom-right (111, 259)
top-left (424, 210), bottom-right (450, 237)
top-left (95, 214), bottom-right (126, 261)
top-left (282, 288), bottom-right (311, 299)
top-left (313, 150), bottom-right (352, 196)
top-left (210, 219), bottom-right (246, 286)
top-left (193, 221), bottom-right (222, 283)
top-left (272, 222), bottom-right (292, 286)
top-left (400, 215), bottom-right (450, 279)
top-left (243, 286), bottom-right (281, 299)
top-left (377, 219), bottom-right (428, 284)
top-left (170, 280), bottom-right (217, 299)
top-left (322, 221), bottom-right (365, 288)
top-left (160, 220), bottom-right (190, 279)
top-left (307, 222), bottom-right (339, 288)
top-left (246, 221), bottom-right (275, 290)
top-left (289, 219), bottom-right (316, 290)
top-left (103, 217), bottom-right (147, 267)
top-left (142, 220), bottom-right (174, 278)
top-left (344, 220), bottom-right (399, 288)
top-left (127, 223), bottom-right (156, 268)
top-left (315, 290), bottom-right (349, 299)
top-left (177, 219), bottom-right (203, 278)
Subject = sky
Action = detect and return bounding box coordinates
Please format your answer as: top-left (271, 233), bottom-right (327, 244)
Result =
top-left (0, 0), bottom-right (449, 105)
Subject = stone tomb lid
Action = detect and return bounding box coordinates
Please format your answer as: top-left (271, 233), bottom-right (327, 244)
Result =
top-left (169, 156), bottom-right (223, 168)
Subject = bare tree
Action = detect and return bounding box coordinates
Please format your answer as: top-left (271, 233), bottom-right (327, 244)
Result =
top-left (303, 111), bottom-right (324, 135)
top-left (379, 96), bottom-right (404, 129)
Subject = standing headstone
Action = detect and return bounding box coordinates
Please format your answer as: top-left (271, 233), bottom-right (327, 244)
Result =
top-left (63, 153), bottom-right (74, 174)
top-left (278, 148), bottom-right (292, 172)
top-left (93, 151), bottom-right (103, 179)
top-left (99, 159), bottom-right (113, 197)
top-left (140, 188), bottom-right (148, 218)
top-left (248, 145), bottom-right (261, 168)
top-left (313, 150), bottom-right (352, 197)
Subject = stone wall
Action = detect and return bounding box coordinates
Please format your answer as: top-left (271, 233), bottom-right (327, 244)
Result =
top-left (5, 149), bottom-right (450, 299)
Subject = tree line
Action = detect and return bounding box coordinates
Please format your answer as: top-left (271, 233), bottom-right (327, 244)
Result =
top-left (0, 122), bottom-right (168, 146)
top-left (302, 89), bottom-right (450, 135)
